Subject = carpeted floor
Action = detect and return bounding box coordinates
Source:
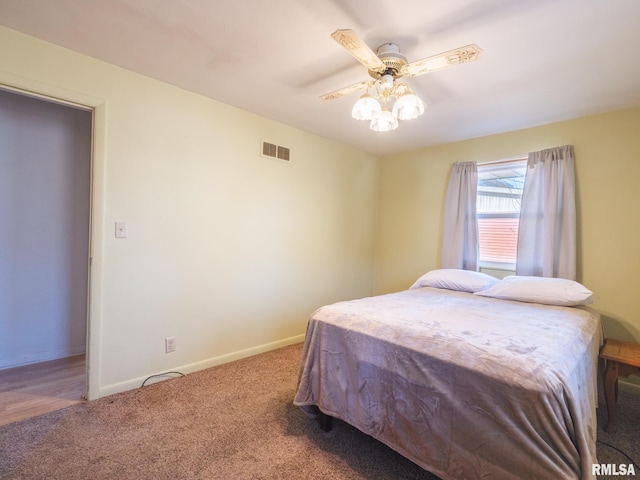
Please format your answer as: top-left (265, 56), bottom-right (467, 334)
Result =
top-left (1, 343), bottom-right (638, 479)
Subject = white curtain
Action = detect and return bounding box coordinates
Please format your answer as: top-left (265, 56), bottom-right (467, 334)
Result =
top-left (516, 145), bottom-right (576, 279)
top-left (441, 162), bottom-right (478, 270)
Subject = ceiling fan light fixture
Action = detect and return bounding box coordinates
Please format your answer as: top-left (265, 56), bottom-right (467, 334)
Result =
top-left (370, 107), bottom-right (398, 132)
top-left (393, 91), bottom-right (426, 121)
top-left (322, 30), bottom-right (481, 133)
top-left (352, 93), bottom-right (382, 121)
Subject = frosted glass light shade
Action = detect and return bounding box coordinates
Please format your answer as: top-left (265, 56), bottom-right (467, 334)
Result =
top-left (351, 94), bottom-right (382, 121)
top-left (370, 108), bottom-right (398, 132)
top-left (392, 92), bottom-right (425, 120)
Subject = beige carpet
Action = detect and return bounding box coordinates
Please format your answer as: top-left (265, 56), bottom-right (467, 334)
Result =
top-left (0, 343), bottom-right (436, 480)
top-left (1, 343), bottom-right (638, 479)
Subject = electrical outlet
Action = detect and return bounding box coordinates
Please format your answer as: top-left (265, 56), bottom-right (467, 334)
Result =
top-left (165, 337), bottom-right (176, 353)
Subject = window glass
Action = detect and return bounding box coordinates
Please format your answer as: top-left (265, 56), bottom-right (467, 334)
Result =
top-left (477, 160), bottom-right (526, 267)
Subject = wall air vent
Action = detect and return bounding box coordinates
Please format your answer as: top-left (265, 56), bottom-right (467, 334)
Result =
top-left (261, 140), bottom-right (290, 162)
top-left (277, 145), bottom-right (290, 161)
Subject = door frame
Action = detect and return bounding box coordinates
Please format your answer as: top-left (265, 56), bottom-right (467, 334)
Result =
top-left (0, 73), bottom-right (106, 400)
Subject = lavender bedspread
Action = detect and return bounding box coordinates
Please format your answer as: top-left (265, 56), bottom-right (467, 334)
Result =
top-left (293, 287), bottom-right (602, 480)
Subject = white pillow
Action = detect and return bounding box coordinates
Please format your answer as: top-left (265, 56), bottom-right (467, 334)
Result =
top-left (410, 269), bottom-right (499, 293)
top-left (474, 275), bottom-right (593, 306)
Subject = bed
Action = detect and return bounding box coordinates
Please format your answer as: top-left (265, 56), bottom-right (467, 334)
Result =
top-left (293, 270), bottom-right (602, 480)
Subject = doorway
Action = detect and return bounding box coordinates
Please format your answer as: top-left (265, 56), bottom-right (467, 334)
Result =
top-left (0, 88), bottom-right (92, 420)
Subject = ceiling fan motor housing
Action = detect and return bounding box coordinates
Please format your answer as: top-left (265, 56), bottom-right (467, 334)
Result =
top-left (369, 43), bottom-right (408, 79)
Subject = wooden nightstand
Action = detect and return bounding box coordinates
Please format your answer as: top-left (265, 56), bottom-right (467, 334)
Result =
top-left (599, 338), bottom-right (640, 432)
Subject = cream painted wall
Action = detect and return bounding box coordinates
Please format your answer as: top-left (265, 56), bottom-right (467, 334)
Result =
top-left (375, 107), bottom-right (640, 346)
top-left (0, 27), bottom-right (379, 397)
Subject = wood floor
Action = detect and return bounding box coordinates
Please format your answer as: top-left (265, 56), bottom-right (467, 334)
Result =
top-left (0, 355), bottom-right (86, 426)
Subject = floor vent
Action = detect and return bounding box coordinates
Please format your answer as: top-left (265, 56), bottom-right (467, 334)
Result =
top-left (261, 140), bottom-right (290, 162)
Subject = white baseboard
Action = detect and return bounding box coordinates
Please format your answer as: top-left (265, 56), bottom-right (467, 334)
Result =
top-left (99, 334), bottom-right (305, 398)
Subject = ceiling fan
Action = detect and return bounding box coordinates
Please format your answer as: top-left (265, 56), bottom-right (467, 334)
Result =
top-left (320, 29), bottom-right (482, 132)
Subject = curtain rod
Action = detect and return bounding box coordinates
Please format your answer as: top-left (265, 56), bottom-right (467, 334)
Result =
top-left (477, 156), bottom-right (527, 166)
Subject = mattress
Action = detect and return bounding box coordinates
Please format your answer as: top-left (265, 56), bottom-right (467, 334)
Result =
top-left (293, 287), bottom-right (602, 479)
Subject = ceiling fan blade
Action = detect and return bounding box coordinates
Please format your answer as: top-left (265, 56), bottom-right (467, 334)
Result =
top-left (331, 29), bottom-right (386, 73)
top-left (401, 44), bottom-right (482, 77)
top-left (319, 80), bottom-right (370, 101)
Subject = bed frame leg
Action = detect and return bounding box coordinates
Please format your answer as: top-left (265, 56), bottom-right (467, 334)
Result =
top-left (317, 412), bottom-right (334, 432)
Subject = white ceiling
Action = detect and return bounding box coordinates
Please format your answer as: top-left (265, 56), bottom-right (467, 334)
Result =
top-left (1, 0), bottom-right (639, 155)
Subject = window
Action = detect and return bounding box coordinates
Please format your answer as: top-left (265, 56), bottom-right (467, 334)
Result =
top-left (476, 159), bottom-right (526, 269)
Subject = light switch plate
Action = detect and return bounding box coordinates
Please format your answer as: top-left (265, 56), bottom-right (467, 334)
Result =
top-left (115, 222), bottom-right (127, 238)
